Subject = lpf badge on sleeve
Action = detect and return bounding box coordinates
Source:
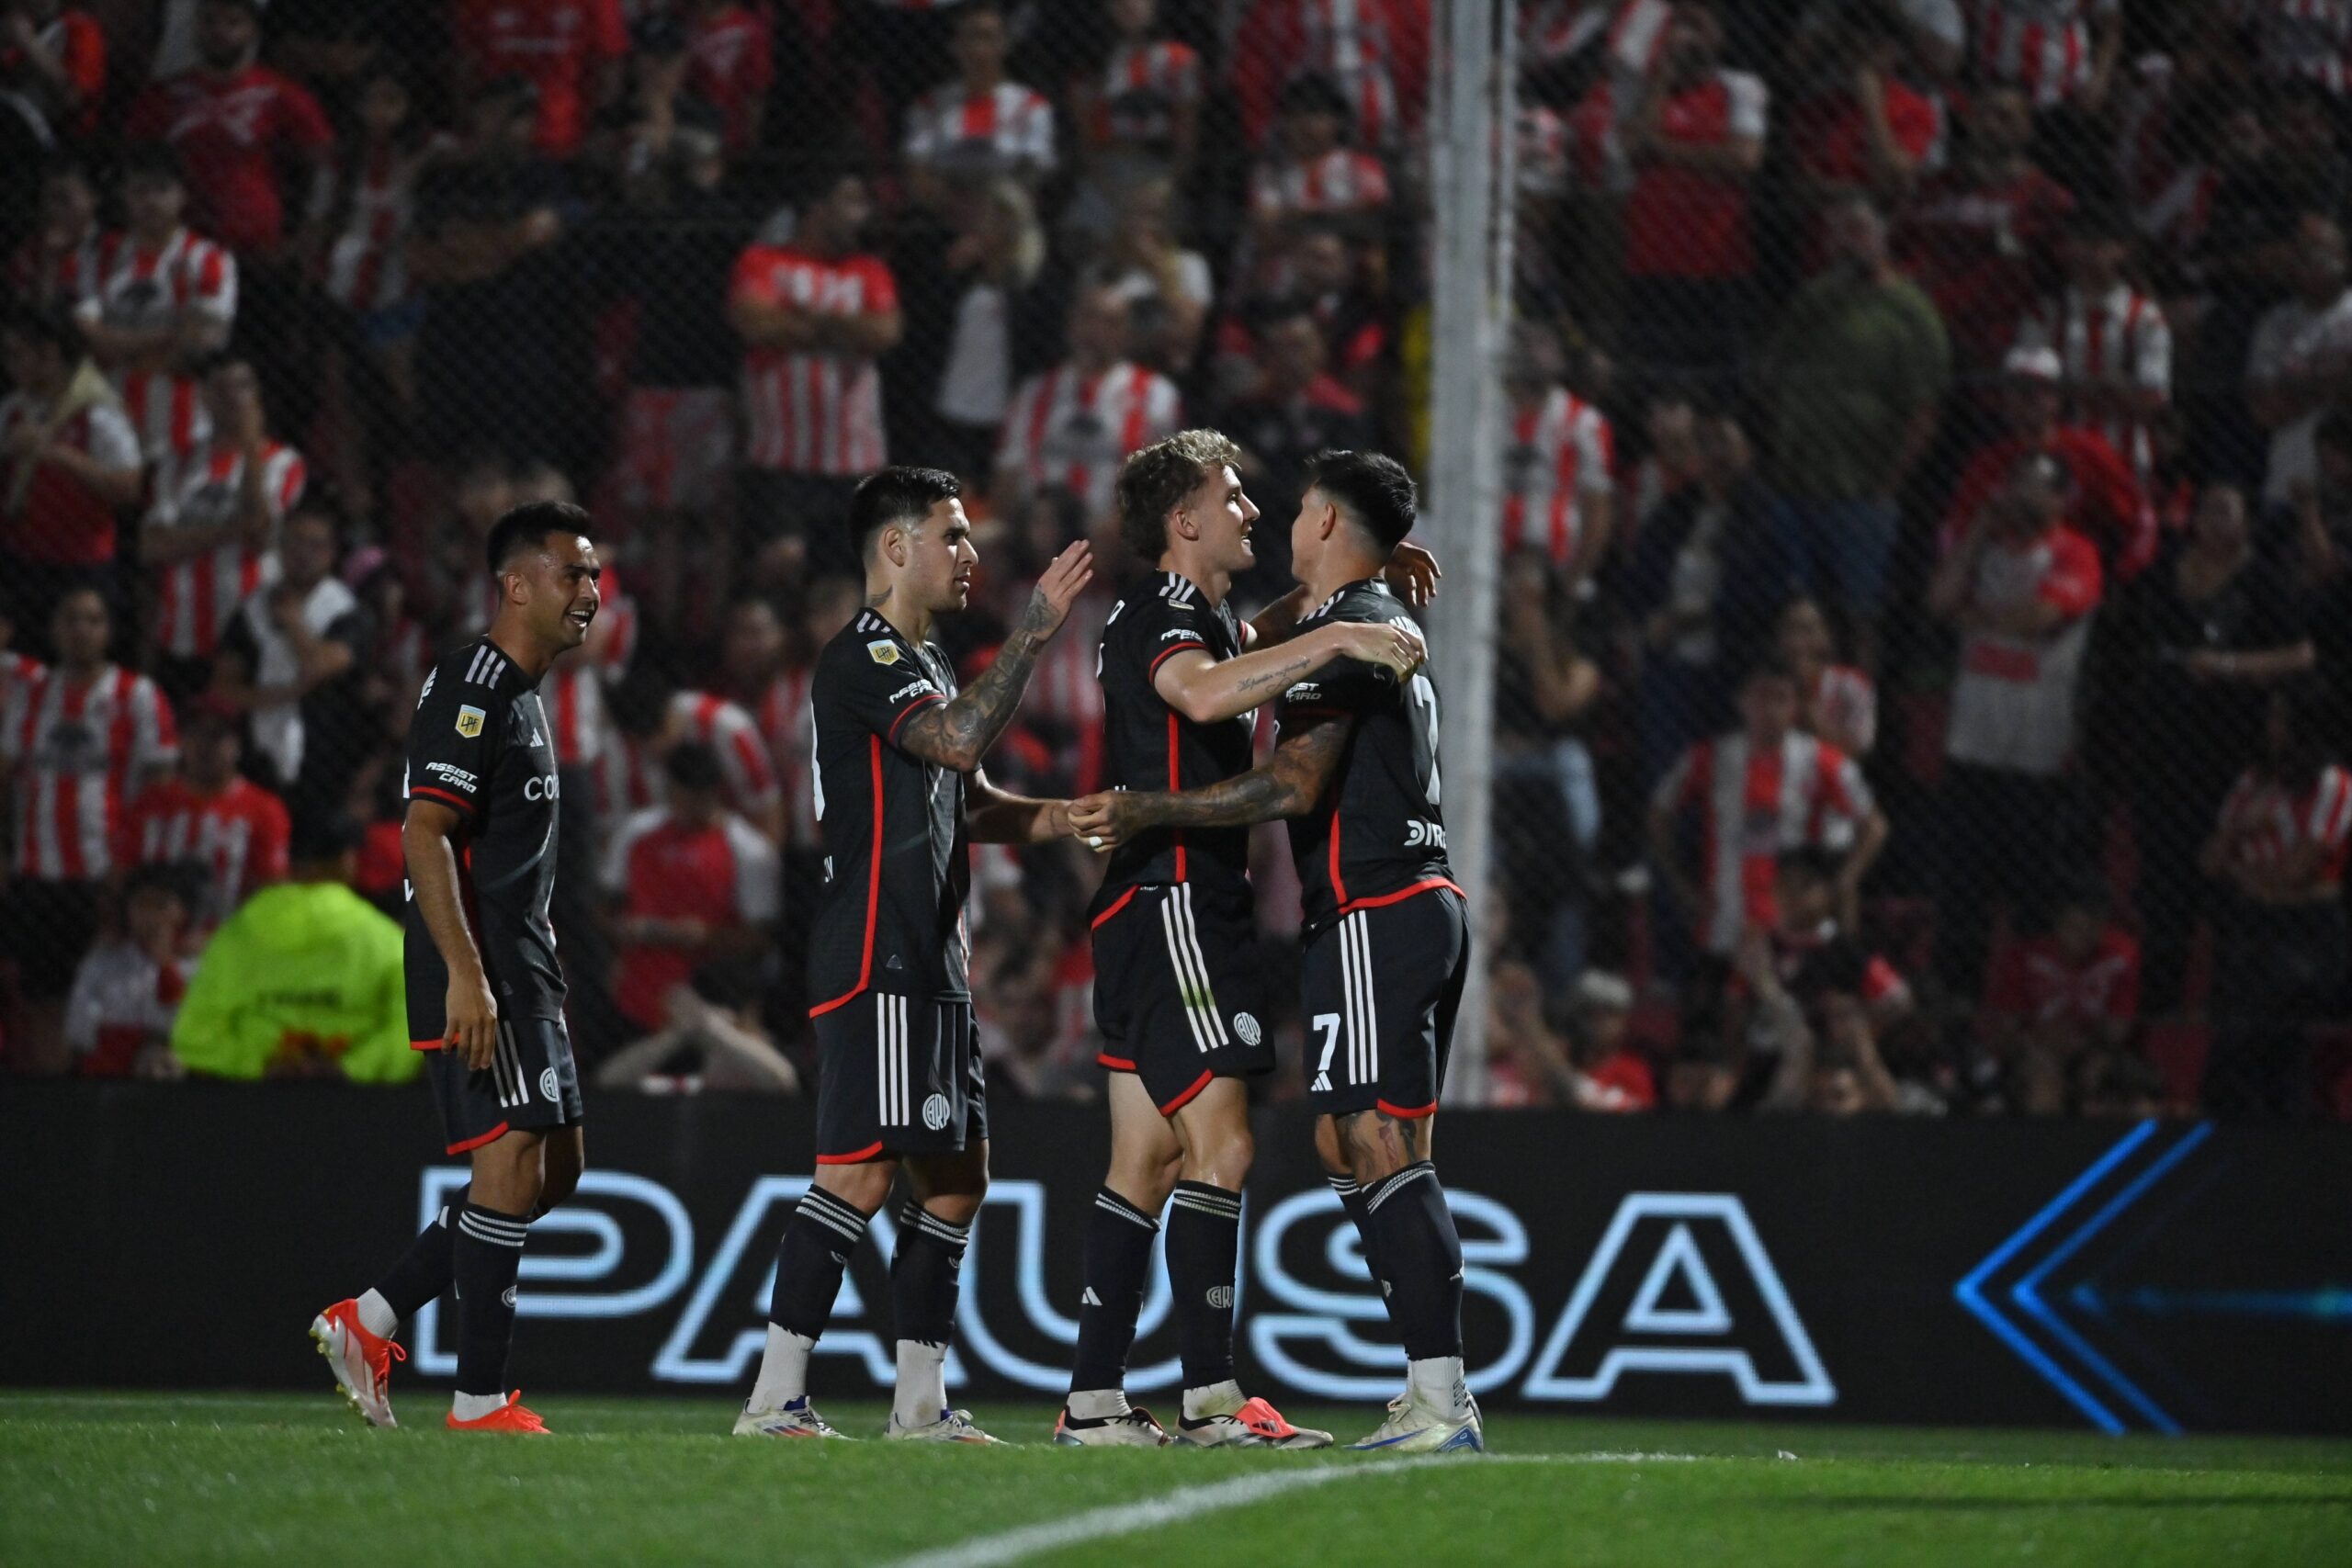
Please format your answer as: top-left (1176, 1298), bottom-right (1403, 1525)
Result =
top-left (867, 640), bottom-right (901, 665)
top-left (456, 705), bottom-right (486, 737)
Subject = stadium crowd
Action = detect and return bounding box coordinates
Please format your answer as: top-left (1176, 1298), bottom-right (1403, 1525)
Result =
top-left (4, 0), bottom-right (2352, 1122)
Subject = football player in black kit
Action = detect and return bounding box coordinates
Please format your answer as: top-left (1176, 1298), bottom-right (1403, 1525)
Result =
top-left (310, 502), bottom-right (604, 1435)
top-left (1072, 451), bottom-right (1482, 1452)
top-left (1056, 430), bottom-right (1430, 1449)
top-left (736, 466), bottom-right (1094, 1443)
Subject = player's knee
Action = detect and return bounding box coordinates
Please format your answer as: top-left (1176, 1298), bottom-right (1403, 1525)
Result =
top-left (1106, 1146), bottom-right (1179, 1210)
top-left (814, 1159), bottom-right (897, 1217)
top-left (1313, 1114), bottom-right (1349, 1178)
top-left (1339, 1111), bottom-right (1411, 1185)
top-left (1182, 1124), bottom-right (1253, 1189)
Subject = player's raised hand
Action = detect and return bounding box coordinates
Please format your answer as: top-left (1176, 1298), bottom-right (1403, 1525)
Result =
top-left (447, 966), bottom-right (501, 1071)
top-left (1384, 540), bottom-right (1442, 607)
top-left (1069, 790), bottom-right (1144, 850)
top-left (1019, 540), bottom-right (1095, 643)
top-left (1335, 618), bottom-right (1427, 681)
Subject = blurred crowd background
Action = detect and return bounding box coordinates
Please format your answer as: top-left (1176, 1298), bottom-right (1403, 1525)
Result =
top-left (7, 0), bottom-right (2352, 1122)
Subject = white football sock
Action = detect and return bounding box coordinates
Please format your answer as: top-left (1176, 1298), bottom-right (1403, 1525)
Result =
top-left (1066, 1388), bottom-right (1132, 1420)
top-left (451, 1391), bottom-right (509, 1422)
top-left (355, 1289), bottom-right (399, 1338)
top-left (893, 1339), bottom-right (949, 1427)
top-left (1182, 1379), bottom-right (1246, 1421)
top-left (747, 1325), bottom-right (816, 1412)
top-left (1408, 1356), bottom-right (1471, 1420)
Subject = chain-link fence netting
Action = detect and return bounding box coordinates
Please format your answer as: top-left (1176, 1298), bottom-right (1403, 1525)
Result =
top-left (2, 0), bottom-right (2349, 1122)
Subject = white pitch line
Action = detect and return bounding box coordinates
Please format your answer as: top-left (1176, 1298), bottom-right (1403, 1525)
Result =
top-left (879, 1452), bottom-right (1695, 1568)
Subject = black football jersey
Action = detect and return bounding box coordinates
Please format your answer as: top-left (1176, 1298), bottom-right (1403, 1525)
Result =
top-left (1091, 571), bottom-right (1256, 919)
top-left (1273, 578), bottom-right (1456, 936)
top-left (403, 637), bottom-right (567, 1022)
top-left (808, 609), bottom-right (971, 1011)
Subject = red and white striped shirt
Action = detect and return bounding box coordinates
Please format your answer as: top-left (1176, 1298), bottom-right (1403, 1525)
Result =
top-left (1500, 388), bottom-right (1613, 568)
top-left (753, 666), bottom-right (818, 849)
top-left (2013, 283), bottom-right (2172, 479)
top-left (322, 142), bottom-right (437, 313)
top-left (903, 81), bottom-right (1057, 176)
top-left (1098, 39), bottom-right (1202, 147)
top-left (0, 392), bottom-right (141, 568)
top-left (730, 244), bottom-right (898, 475)
top-left (1806, 663), bottom-right (1879, 758)
top-left (1971, 0), bottom-right (2120, 108)
top-left (74, 228), bottom-right (237, 468)
top-left (2231, 0), bottom-right (2352, 96)
top-left (3, 666), bottom-right (177, 881)
top-left (1249, 148), bottom-right (1393, 226)
top-left (601, 803), bottom-right (781, 1026)
top-left (1986, 928), bottom-right (2140, 1028)
top-left (598, 691), bottom-right (781, 827)
top-left (0, 654), bottom-right (41, 726)
top-left (2219, 763), bottom-right (2352, 886)
top-left (144, 438), bottom-right (304, 659)
top-left (995, 360), bottom-right (1182, 524)
top-left (1233, 0), bottom-right (1428, 149)
top-left (119, 773), bottom-right (291, 928)
top-left (1623, 69), bottom-right (1770, 280)
top-left (1652, 730), bottom-right (1874, 954)
top-left (687, 5), bottom-right (775, 150)
top-left (1946, 525), bottom-right (2102, 776)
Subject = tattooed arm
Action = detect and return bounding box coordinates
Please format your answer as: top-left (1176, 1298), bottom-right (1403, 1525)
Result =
top-left (1069, 716), bottom-right (1354, 845)
top-left (893, 541), bottom-right (1092, 773)
top-left (1155, 621), bottom-right (1422, 726)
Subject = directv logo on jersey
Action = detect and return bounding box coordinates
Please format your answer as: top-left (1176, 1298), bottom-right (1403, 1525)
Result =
top-left (889, 678), bottom-right (937, 703)
top-left (1405, 819), bottom-right (1447, 849)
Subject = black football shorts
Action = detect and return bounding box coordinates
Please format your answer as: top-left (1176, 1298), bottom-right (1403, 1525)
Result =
top-left (421, 1013), bottom-right (585, 1155)
top-left (1091, 884), bottom-right (1273, 1113)
top-left (1299, 886), bottom-right (1471, 1119)
top-left (814, 989), bottom-right (989, 1163)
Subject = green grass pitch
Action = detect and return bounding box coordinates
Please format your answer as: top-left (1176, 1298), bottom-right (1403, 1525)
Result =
top-left (3, 1393), bottom-right (2348, 1566)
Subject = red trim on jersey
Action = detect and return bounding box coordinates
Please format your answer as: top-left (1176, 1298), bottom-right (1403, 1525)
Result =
top-left (1148, 639), bottom-right (1208, 677)
top-left (1091, 885), bottom-right (1139, 929)
top-left (1375, 1098), bottom-right (1438, 1119)
top-left (1097, 1052), bottom-right (1137, 1071)
top-left (1339, 876), bottom-right (1465, 915)
top-left (1328, 808), bottom-right (1347, 906)
top-left (447, 1121), bottom-right (512, 1154)
top-left (1167, 710), bottom-right (1187, 882)
top-left (1159, 1067), bottom-right (1216, 1114)
top-left (816, 1141), bottom-right (888, 1165)
top-left (886, 691), bottom-right (944, 745)
top-left (410, 1038), bottom-right (446, 1052)
top-left (409, 785), bottom-right (475, 814)
top-left (808, 736), bottom-right (886, 1018)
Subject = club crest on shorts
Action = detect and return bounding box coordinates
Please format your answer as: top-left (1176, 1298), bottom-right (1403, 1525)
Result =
top-left (539, 1067), bottom-right (559, 1102)
top-left (867, 639), bottom-right (901, 665)
top-left (1234, 1012), bottom-right (1262, 1046)
top-left (922, 1092), bottom-right (952, 1131)
top-left (456, 705), bottom-right (485, 738)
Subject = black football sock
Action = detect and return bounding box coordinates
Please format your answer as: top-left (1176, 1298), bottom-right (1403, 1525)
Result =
top-left (1167, 1181), bottom-right (1243, 1393)
top-left (891, 1202), bottom-right (972, 1426)
top-left (369, 1184), bottom-right (466, 1325)
top-left (889, 1201), bottom-right (971, 1347)
top-left (1327, 1171), bottom-right (1383, 1289)
top-left (450, 1201), bottom-right (530, 1397)
top-left (768, 1187), bottom-right (871, 1339)
top-left (1069, 1188), bottom-right (1159, 1406)
top-left (1361, 1162), bottom-right (1464, 1361)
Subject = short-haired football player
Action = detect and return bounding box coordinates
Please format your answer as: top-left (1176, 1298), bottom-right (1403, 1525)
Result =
top-left (735, 466), bottom-right (1092, 1442)
top-left (310, 502), bottom-right (604, 1434)
top-left (1073, 450), bottom-right (1481, 1451)
top-left (1056, 429), bottom-right (1428, 1448)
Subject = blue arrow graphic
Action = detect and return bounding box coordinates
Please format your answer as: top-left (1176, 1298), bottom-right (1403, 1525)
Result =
top-left (1954, 1120), bottom-right (2158, 1434)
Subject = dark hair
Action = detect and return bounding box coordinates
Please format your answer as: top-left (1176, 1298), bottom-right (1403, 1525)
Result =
top-left (123, 858), bottom-right (200, 908)
top-left (1743, 651), bottom-right (1802, 689)
top-left (796, 148), bottom-right (872, 208)
top-left (607, 665), bottom-right (676, 739)
top-left (2, 301), bottom-right (84, 360)
top-left (39, 155), bottom-right (93, 191)
top-left (2064, 201), bottom-right (2134, 243)
top-left (847, 466), bottom-right (961, 559)
top-left (1279, 72), bottom-right (1351, 121)
top-left (2321, 408), bottom-right (2352, 460)
top-left (1776, 844), bottom-right (1842, 885)
top-left (191, 347), bottom-right (249, 381)
top-left (486, 501), bottom-right (591, 577)
top-left (119, 144), bottom-right (187, 190)
top-left (663, 740), bottom-right (726, 795)
top-left (2262, 677), bottom-right (2335, 792)
top-left (1304, 449), bottom-right (1416, 550)
top-left (290, 813), bottom-right (364, 868)
top-left (1117, 430), bottom-right (1244, 563)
